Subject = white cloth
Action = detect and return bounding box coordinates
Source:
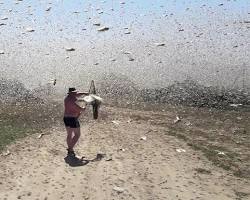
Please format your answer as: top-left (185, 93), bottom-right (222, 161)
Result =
top-left (82, 94), bottom-right (103, 104)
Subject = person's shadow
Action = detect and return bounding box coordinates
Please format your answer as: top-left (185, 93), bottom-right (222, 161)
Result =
top-left (64, 153), bottom-right (105, 167)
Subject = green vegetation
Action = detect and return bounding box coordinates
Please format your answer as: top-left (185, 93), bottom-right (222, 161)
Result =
top-left (0, 101), bottom-right (62, 152)
top-left (235, 191), bottom-right (250, 200)
top-left (0, 118), bottom-right (33, 151)
top-left (129, 104), bottom-right (250, 179)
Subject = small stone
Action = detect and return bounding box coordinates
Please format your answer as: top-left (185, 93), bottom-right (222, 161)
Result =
top-left (105, 157), bottom-right (112, 161)
top-left (176, 148), bottom-right (186, 153)
top-left (37, 133), bottom-right (45, 139)
top-left (113, 186), bottom-right (125, 193)
top-left (174, 116), bottom-right (181, 124)
top-left (215, 150), bottom-right (226, 155)
top-left (140, 136), bottom-right (147, 141)
top-left (112, 120), bottom-right (120, 125)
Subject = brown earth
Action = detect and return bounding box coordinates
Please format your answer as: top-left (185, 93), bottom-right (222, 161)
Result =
top-left (0, 106), bottom-right (249, 200)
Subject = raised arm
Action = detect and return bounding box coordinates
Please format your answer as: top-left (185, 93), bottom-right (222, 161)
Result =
top-left (76, 92), bottom-right (89, 97)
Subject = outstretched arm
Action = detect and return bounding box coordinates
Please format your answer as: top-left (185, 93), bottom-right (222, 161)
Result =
top-left (76, 92), bottom-right (89, 97)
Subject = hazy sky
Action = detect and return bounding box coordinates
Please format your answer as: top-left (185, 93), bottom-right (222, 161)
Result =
top-left (0, 0), bottom-right (249, 90)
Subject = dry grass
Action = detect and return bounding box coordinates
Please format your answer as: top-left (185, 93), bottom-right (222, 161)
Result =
top-left (0, 100), bottom-right (63, 151)
top-left (1, 98), bottom-right (249, 180)
top-left (127, 103), bottom-right (250, 180)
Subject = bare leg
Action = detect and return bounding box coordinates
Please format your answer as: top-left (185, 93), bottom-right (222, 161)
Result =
top-left (71, 127), bottom-right (81, 149)
top-left (66, 127), bottom-right (74, 150)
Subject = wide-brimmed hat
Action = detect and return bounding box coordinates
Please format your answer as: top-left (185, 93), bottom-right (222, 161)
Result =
top-left (68, 87), bottom-right (78, 94)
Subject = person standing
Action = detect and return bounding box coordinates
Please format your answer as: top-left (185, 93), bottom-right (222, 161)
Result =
top-left (63, 87), bottom-right (88, 157)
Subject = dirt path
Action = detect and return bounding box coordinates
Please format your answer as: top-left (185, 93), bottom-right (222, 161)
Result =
top-left (0, 107), bottom-right (249, 200)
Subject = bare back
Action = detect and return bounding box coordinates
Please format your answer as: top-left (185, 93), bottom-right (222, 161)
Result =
top-left (64, 95), bottom-right (82, 118)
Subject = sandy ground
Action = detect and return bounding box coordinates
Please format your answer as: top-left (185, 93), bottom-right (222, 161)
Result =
top-left (0, 106), bottom-right (249, 200)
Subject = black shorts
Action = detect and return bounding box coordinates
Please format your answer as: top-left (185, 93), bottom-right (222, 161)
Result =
top-left (63, 117), bottom-right (80, 128)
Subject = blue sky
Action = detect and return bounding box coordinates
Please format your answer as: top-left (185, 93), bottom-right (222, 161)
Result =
top-left (1, 0), bottom-right (249, 39)
top-left (0, 0), bottom-right (249, 89)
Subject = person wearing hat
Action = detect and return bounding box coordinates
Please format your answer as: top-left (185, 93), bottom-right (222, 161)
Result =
top-left (63, 87), bottom-right (89, 157)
